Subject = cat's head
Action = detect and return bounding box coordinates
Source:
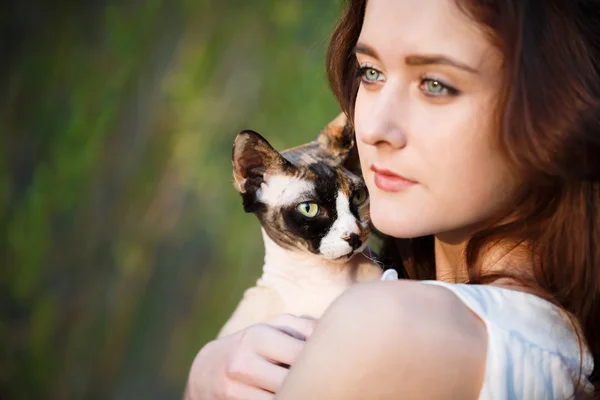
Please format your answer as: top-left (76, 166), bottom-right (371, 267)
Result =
top-left (231, 113), bottom-right (370, 261)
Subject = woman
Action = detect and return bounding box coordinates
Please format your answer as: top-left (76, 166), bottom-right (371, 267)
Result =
top-left (185, 0), bottom-right (599, 398)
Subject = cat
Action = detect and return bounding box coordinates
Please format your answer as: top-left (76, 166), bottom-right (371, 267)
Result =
top-left (218, 113), bottom-right (384, 338)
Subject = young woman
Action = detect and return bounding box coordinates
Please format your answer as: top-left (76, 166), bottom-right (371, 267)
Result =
top-left (185, 0), bottom-right (599, 398)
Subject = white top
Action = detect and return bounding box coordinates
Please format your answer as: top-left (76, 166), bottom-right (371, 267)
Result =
top-left (420, 279), bottom-right (596, 399)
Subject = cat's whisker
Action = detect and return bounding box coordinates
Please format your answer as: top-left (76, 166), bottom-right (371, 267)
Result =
top-left (220, 113), bottom-right (386, 338)
top-left (362, 247), bottom-right (385, 268)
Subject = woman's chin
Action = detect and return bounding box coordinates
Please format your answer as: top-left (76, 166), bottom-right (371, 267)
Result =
top-left (370, 212), bottom-right (432, 239)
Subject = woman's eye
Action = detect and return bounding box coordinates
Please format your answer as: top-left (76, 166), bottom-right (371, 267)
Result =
top-left (359, 66), bottom-right (385, 84)
top-left (296, 202), bottom-right (320, 218)
top-left (419, 78), bottom-right (459, 97)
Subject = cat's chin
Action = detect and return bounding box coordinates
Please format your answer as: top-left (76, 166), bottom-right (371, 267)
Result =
top-left (323, 250), bottom-right (365, 263)
top-left (317, 239), bottom-right (370, 262)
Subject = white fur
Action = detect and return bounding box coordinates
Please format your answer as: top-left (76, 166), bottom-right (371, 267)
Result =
top-left (217, 229), bottom-right (383, 338)
top-left (319, 191), bottom-right (360, 259)
top-left (257, 174), bottom-right (314, 206)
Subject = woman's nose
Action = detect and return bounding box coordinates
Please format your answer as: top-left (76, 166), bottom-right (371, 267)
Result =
top-left (356, 86), bottom-right (408, 149)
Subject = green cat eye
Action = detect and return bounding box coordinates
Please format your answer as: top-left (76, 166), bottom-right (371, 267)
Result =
top-left (352, 188), bottom-right (368, 206)
top-left (296, 202), bottom-right (319, 218)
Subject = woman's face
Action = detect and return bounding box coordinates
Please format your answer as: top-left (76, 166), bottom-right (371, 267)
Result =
top-left (354, 0), bottom-right (518, 241)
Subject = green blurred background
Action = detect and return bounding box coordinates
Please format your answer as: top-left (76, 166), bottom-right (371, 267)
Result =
top-left (2, 0), bottom-right (345, 398)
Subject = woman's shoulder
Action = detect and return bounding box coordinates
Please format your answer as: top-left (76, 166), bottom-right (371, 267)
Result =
top-left (418, 280), bottom-right (596, 398)
top-left (277, 279), bottom-right (488, 399)
top-left (339, 279), bottom-right (595, 398)
top-left (277, 278), bottom-right (595, 399)
top-left (419, 279), bottom-right (592, 361)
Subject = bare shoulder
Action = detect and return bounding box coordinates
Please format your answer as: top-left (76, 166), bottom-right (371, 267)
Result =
top-left (276, 280), bottom-right (487, 400)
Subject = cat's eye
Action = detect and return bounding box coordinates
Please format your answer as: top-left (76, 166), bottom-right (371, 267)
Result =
top-left (296, 202), bottom-right (319, 218)
top-left (352, 188), bottom-right (368, 206)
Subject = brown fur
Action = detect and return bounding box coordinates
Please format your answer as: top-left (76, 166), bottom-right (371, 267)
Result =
top-left (219, 113), bottom-right (382, 338)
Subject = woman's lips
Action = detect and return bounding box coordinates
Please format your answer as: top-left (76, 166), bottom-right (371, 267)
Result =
top-left (371, 165), bottom-right (417, 192)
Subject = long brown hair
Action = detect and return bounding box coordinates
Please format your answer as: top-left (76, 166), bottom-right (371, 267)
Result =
top-left (326, 0), bottom-right (600, 395)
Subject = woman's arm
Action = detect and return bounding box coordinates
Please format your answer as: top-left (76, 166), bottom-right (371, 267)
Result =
top-left (185, 314), bottom-right (316, 400)
top-left (275, 280), bottom-right (488, 399)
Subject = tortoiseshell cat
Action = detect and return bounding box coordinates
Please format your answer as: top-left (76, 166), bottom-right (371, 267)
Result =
top-left (218, 113), bottom-right (384, 337)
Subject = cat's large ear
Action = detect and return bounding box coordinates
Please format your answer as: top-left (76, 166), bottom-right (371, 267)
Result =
top-left (232, 130), bottom-right (292, 193)
top-left (316, 112), bottom-right (361, 174)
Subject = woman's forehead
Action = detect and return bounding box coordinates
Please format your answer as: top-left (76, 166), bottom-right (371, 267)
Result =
top-left (359, 0), bottom-right (497, 72)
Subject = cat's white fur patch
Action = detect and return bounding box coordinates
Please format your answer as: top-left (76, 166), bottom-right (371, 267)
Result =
top-left (257, 174), bottom-right (314, 206)
top-left (319, 191), bottom-right (359, 259)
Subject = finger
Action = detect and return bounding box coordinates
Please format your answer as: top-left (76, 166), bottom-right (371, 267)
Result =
top-left (245, 324), bottom-right (306, 367)
top-left (224, 381), bottom-right (275, 400)
top-left (263, 314), bottom-right (317, 341)
top-left (227, 352), bottom-right (288, 393)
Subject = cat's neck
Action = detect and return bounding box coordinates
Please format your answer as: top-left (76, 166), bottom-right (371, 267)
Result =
top-left (258, 228), bottom-right (380, 290)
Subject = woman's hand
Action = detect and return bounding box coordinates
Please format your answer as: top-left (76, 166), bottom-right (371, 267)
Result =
top-left (184, 314), bottom-right (317, 400)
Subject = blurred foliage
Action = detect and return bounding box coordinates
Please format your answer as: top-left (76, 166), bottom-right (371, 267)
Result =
top-left (1, 0), bottom-right (344, 398)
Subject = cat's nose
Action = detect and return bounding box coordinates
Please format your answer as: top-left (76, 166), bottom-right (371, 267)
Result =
top-left (343, 233), bottom-right (361, 250)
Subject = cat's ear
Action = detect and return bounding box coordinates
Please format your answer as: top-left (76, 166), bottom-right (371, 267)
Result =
top-left (232, 130), bottom-right (291, 193)
top-left (317, 112), bottom-right (361, 174)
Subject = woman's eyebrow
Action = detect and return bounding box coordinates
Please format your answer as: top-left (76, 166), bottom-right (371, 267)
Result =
top-left (405, 55), bottom-right (479, 74)
top-left (353, 42), bottom-right (380, 59)
top-left (354, 42), bottom-right (479, 74)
